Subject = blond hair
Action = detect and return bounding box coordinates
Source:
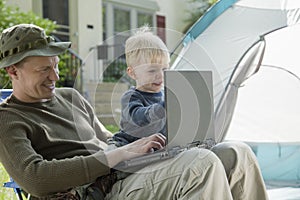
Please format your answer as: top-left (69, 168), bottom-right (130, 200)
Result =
top-left (125, 26), bottom-right (170, 68)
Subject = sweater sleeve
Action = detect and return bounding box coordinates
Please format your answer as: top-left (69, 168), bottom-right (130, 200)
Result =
top-left (121, 91), bottom-right (165, 126)
top-left (120, 90), bottom-right (166, 137)
top-left (0, 112), bottom-right (111, 197)
top-left (0, 88), bottom-right (114, 198)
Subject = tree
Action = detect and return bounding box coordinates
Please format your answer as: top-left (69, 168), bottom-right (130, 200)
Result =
top-left (0, 0), bottom-right (56, 34)
top-left (0, 0), bottom-right (57, 88)
top-left (183, 0), bottom-right (218, 33)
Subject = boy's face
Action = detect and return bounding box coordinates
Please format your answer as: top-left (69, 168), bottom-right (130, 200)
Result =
top-left (128, 63), bottom-right (169, 93)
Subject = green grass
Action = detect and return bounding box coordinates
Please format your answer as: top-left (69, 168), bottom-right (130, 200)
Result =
top-left (105, 124), bottom-right (120, 133)
top-left (0, 163), bottom-right (17, 200)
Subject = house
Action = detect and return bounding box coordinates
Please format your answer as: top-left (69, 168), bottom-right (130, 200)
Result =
top-left (6, 0), bottom-right (190, 87)
top-left (5, 0), bottom-right (191, 125)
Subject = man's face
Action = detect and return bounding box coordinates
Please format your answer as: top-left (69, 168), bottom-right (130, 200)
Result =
top-left (129, 63), bottom-right (169, 93)
top-left (12, 56), bottom-right (60, 102)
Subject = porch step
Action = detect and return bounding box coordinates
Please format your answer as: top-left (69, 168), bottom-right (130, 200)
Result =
top-left (94, 91), bottom-right (123, 103)
top-left (95, 103), bottom-right (121, 114)
top-left (98, 114), bottom-right (120, 127)
top-left (85, 82), bottom-right (129, 126)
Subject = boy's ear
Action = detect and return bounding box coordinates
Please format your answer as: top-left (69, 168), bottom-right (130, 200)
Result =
top-left (5, 65), bottom-right (18, 80)
top-left (127, 66), bottom-right (136, 80)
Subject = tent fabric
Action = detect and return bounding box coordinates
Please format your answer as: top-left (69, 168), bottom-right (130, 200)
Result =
top-left (267, 187), bottom-right (300, 200)
top-left (171, 0), bottom-right (300, 193)
top-left (247, 142), bottom-right (300, 185)
top-left (248, 141), bottom-right (300, 199)
top-left (171, 0), bottom-right (300, 142)
top-left (226, 24), bottom-right (300, 142)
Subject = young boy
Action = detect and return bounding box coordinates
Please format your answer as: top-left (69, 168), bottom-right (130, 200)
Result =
top-left (108, 26), bottom-right (170, 147)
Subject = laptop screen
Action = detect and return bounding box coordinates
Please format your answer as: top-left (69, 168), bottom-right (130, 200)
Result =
top-left (164, 70), bottom-right (215, 148)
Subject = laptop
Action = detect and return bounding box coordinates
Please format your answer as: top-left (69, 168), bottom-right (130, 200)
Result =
top-left (165, 70), bottom-right (215, 148)
top-left (114, 70), bottom-right (215, 171)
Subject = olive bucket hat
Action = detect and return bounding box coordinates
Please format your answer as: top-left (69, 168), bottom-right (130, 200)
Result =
top-left (0, 24), bottom-right (71, 68)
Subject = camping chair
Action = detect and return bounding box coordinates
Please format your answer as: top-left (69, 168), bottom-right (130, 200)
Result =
top-left (0, 88), bottom-right (13, 101)
top-left (3, 177), bottom-right (30, 200)
top-left (1, 89), bottom-right (29, 199)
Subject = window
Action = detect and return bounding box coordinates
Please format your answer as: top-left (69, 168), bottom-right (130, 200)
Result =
top-left (114, 8), bottom-right (130, 33)
top-left (43, 0), bottom-right (69, 41)
top-left (103, 6), bottom-right (107, 41)
top-left (138, 13), bottom-right (153, 27)
top-left (102, 3), bottom-right (157, 60)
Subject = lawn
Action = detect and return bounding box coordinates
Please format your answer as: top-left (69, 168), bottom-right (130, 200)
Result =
top-left (0, 163), bottom-right (17, 200)
top-left (105, 124), bottom-right (120, 133)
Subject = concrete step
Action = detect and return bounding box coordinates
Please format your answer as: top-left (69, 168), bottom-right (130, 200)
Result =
top-left (85, 82), bottom-right (128, 106)
top-left (85, 82), bottom-right (128, 126)
top-left (95, 103), bottom-right (121, 115)
top-left (97, 114), bottom-right (120, 126)
top-left (86, 82), bottom-right (129, 93)
top-left (94, 91), bottom-right (123, 103)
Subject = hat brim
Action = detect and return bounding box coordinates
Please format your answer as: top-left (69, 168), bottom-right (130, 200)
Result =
top-left (0, 41), bottom-right (71, 69)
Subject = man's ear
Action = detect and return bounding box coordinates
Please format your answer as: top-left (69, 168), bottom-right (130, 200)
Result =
top-left (127, 66), bottom-right (136, 80)
top-left (5, 66), bottom-right (18, 80)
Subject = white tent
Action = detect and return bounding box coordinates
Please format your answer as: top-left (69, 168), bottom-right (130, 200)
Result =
top-left (227, 24), bottom-right (300, 142)
top-left (171, 0), bottom-right (300, 198)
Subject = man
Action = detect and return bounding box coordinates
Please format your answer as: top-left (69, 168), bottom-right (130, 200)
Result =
top-left (0, 24), bottom-right (268, 199)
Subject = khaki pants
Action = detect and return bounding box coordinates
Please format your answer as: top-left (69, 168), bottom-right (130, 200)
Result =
top-left (105, 141), bottom-right (268, 200)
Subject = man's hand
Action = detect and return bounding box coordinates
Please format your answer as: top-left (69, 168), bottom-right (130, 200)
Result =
top-left (105, 133), bottom-right (166, 167)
